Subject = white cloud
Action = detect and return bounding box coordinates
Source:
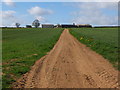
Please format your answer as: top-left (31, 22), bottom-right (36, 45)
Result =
top-left (28, 6), bottom-right (53, 23)
top-left (1, 10), bottom-right (29, 26)
top-left (72, 14), bottom-right (118, 25)
top-left (28, 6), bottom-right (53, 16)
top-left (1, 10), bottom-right (16, 19)
top-left (35, 16), bottom-right (47, 22)
top-left (0, 10), bottom-right (15, 26)
top-left (71, 2), bottom-right (118, 25)
top-left (78, 2), bottom-right (117, 10)
top-left (3, 0), bottom-right (15, 6)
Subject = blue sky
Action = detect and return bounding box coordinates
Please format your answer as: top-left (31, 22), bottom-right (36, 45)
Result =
top-left (1, 2), bottom-right (118, 27)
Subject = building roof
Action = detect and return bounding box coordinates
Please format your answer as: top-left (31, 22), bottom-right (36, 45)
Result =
top-left (77, 24), bottom-right (91, 26)
top-left (42, 24), bottom-right (54, 25)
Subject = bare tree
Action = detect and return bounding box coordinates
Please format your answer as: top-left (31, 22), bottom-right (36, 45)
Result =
top-left (32, 19), bottom-right (40, 28)
top-left (15, 23), bottom-right (20, 28)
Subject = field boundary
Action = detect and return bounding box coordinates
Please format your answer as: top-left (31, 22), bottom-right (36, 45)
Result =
top-left (2, 28), bottom-right (63, 88)
top-left (69, 28), bottom-right (119, 70)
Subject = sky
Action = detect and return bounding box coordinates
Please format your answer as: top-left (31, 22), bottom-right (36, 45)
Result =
top-left (1, 0), bottom-right (118, 27)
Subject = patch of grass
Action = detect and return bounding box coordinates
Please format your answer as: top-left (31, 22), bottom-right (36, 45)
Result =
top-left (2, 28), bottom-right (63, 88)
top-left (11, 66), bottom-right (29, 76)
top-left (2, 75), bottom-right (16, 88)
top-left (69, 28), bottom-right (119, 70)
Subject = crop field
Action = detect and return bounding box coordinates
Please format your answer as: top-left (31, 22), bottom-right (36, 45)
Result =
top-left (70, 28), bottom-right (119, 70)
top-left (2, 27), bottom-right (119, 88)
top-left (2, 28), bottom-right (63, 88)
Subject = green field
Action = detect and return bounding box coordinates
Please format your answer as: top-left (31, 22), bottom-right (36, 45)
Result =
top-left (2, 27), bottom-right (119, 88)
top-left (2, 28), bottom-right (63, 88)
top-left (70, 28), bottom-right (119, 70)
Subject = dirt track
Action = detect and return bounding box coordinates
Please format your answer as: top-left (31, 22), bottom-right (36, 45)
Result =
top-left (13, 29), bottom-right (119, 88)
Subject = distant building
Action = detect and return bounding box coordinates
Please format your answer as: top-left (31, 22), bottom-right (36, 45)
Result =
top-left (77, 24), bottom-right (92, 28)
top-left (26, 25), bottom-right (32, 28)
top-left (55, 24), bottom-right (61, 28)
top-left (61, 24), bottom-right (77, 28)
top-left (42, 24), bottom-right (54, 28)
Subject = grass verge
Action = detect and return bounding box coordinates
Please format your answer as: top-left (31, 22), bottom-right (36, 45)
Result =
top-left (69, 28), bottom-right (119, 70)
top-left (2, 28), bottom-right (63, 88)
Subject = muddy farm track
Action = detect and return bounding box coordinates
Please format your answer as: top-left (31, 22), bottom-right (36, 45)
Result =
top-left (13, 29), bottom-right (119, 88)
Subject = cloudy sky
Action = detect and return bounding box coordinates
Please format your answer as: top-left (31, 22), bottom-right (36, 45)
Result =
top-left (1, 0), bottom-right (118, 27)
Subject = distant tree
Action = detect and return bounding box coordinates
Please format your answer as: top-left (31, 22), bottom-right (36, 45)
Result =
top-left (15, 23), bottom-right (20, 28)
top-left (32, 19), bottom-right (40, 28)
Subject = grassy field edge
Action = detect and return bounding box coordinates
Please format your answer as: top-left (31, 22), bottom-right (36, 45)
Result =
top-left (2, 28), bottom-right (63, 88)
top-left (69, 28), bottom-right (119, 70)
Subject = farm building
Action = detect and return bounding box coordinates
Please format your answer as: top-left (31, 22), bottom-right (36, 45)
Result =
top-left (26, 25), bottom-right (32, 28)
top-left (42, 24), bottom-right (54, 28)
top-left (61, 24), bottom-right (78, 28)
top-left (55, 24), bottom-right (62, 28)
top-left (55, 23), bottom-right (92, 28)
top-left (77, 24), bottom-right (92, 28)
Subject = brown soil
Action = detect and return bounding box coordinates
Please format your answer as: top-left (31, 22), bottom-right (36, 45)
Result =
top-left (13, 29), bottom-right (119, 88)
